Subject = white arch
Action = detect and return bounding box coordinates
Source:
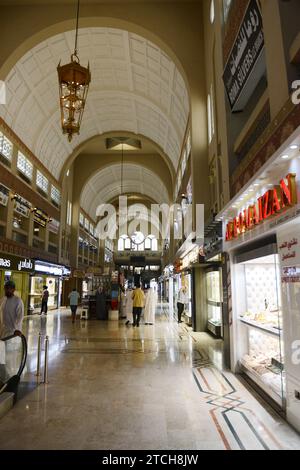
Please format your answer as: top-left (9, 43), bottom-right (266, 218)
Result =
top-left (81, 163), bottom-right (169, 219)
top-left (1, 27), bottom-right (189, 179)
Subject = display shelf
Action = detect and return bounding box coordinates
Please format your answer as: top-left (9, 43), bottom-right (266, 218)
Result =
top-left (239, 316), bottom-right (281, 337)
top-left (240, 360), bottom-right (284, 406)
top-left (207, 300), bottom-right (222, 307)
top-left (207, 320), bottom-right (222, 337)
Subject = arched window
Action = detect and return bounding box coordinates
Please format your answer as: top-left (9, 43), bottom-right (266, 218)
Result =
top-left (117, 233), bottom-right (158, 252)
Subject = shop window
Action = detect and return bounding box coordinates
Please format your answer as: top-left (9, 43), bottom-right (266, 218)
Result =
top-left (51, 185), bottom-right (61, 206)
top-left (36, 170), bottom-right (49, 194)
top-left (84, 218), bottom-right (89, 231)
top-left (0, 132), bottom-right (13, 162)
top-left (17, 151), bottom-right (33, 181)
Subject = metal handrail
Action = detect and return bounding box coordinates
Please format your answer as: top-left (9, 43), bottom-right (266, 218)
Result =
top-left (1, 333), bottom-right (28, 380)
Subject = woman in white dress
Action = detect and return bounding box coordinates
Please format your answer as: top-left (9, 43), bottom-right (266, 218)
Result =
top-left (144, 288), bottom-right (157, 325)
top-left (125, 289), bottom-right (133, 325)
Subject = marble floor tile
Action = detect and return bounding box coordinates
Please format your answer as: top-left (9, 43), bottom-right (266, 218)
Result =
top-left (0, 308), bottom-right (299, 450)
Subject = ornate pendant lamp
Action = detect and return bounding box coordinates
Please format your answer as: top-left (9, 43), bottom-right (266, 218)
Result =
top-left (57, 0), bottom-right (91, 142)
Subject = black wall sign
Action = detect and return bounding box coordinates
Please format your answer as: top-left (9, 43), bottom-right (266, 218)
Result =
top-left (223, 0), bottom-right (265, 112)
top-left (0, 252), bottom-right (34, 272)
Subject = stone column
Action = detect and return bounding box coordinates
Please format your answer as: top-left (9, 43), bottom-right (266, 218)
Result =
top-left (261, 0), bottom-right (289, 119)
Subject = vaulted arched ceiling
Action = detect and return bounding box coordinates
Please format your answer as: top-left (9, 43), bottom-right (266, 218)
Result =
top-left (1, 27), bottom-right (190, 180)
top-left (81, 163), bottom-right (169, 219)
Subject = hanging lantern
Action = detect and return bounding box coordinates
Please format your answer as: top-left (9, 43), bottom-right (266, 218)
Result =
top-left (57, 0), bottom-right (91, 142)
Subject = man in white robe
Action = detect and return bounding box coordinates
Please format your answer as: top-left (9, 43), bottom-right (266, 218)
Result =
top-left (125, 289), bottom-right (134, 325)
top-left (0, 280), bottom-right (24, 339)
top-left (144, 288), bottom-right (157, 325)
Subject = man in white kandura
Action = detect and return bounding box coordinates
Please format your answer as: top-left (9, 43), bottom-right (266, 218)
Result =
top-left (144, 287), bottom-right (157, 325)
top-left (0, 280), bottom-right (24, 339)
top-left (125, 288), bottom-right (134, 326)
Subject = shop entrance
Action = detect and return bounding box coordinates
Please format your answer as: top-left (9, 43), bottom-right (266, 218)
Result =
top-left (0, 270), bottom-right (30, 312)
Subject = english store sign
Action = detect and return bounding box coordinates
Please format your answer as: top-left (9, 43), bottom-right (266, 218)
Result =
top-left (226, 174), bottom-right (297, 241)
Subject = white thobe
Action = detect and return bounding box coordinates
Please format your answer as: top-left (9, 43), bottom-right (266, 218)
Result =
top-left (144, 289), bottom-right (157, 324)
top-left (0, 296), bottom-right (24, 339)
top-left (125, 293), bottom-right (133, 322)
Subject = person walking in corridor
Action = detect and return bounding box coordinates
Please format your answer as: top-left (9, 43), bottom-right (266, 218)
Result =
top-left (177, 285), bottom-right (188, 324)
top-left (40, 285), bottom-right (49, 315)
top-left (132, 285), bottom-right (145, 327)
top-left (68, 288), bottom-right (80, 324)
top-left (0, 280), bottom-right (24, 339)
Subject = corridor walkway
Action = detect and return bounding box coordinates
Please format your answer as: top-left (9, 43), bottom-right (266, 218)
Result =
top-left (0, 307), bottom-right (300, 450)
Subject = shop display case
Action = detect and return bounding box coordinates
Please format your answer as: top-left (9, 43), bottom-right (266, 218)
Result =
top-left (29, 276), bottom-right (58, 311)
top-left (184, 273), bottom-right (192, 326)
top-left (206, 269), bottom-right (223, 338)
top-left (235, 252), bottom-right (285, 406)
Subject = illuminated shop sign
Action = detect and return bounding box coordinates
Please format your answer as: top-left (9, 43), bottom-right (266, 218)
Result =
top-left (0, 253), bottom-right (33, 272)
top-left (226, 174), bottom-right (297, 241)
top-left (33, 208), bottom-right (51, 227)
top-left (223, 0), bottom-right (265, 111)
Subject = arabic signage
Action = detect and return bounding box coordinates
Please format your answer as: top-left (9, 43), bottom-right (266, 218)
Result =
top-left (181, 247), bottom-right (200, 270)
top-left (223, 0), bottom-right (265, 111)
top-left (48, 218), bottom-right (60, 234)
top-left (0, 252), bottom-right (34, 272)
top-left (14, 194), bottom-right (31, 218)
top-left (34, 260), bottom-right (69, 277)
top-left (0, 184), bottom-right (9, 207)
top-left (226, 174), bottom-right (297, 241)
top-left (278, 224), bottom-right (300, 283)
top-left (33, 208), bottom-right (51, 227)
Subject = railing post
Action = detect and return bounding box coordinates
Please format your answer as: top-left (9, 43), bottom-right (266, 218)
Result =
top-left (35, 333), bottom-right (42, 377)
top-left (42, 335), bottom-right (49, 384)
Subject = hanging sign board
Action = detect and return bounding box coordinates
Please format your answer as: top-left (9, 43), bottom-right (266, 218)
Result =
top-left (0, 184), bottom-right (9, 207)
top-left (14, 195), bottom-right (31, 218)
top-left (223, 0), bottom-right (265, 112)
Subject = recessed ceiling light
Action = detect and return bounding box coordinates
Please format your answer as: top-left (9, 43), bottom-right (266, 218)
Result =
top-left (254, 183), bottom-right (259, 187)
top-left (281, 154), bottom-right (289, 160)
top-left (290, 145), bottom-right (298, 150)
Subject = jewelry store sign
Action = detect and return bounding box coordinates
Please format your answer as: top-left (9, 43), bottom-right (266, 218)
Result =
top-left (278, 226), bottom-right (300, 282)
top-left (226, 174), bottom-right (297, 241)
top-left (0, 253), bottom-right (33, 272)
top-left (223, 0), bottom-right (265, 111)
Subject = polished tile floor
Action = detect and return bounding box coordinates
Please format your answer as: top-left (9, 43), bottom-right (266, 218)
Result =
top-left (0, 305), bottom-right (300, 450)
